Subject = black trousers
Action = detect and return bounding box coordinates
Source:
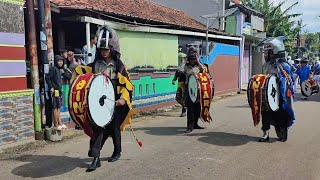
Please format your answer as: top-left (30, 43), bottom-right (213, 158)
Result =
top-left (88, 110), bottom-right (122, 158)
top-left (45, 97), bottom-right (53, 127)
top-left (186, 93), bottom-right (201, 130)
top-left (181, 107), bottom-right (187, 114)
top-left (261, 108), bottom-right (289, 140)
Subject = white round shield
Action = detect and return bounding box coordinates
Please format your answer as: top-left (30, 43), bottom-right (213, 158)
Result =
top-left (87, 74), bottom-right (115, 127)
top-left (266, 75), bottom-right (280, 111)
top-left (188, 74), bottom-right (199, 103)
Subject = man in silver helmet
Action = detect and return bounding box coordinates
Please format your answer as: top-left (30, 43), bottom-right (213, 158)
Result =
top-left (258, 37), bottom-right (295, 142)
top-left (85, 27), bottom-right (133, 172)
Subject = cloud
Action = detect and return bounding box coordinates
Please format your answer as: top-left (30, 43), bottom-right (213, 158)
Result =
top-left (271, 0), bottom-right (319, 32)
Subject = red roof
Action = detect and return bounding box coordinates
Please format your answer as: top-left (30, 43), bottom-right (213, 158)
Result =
top-left (51, 0), bottom-right (207, 31)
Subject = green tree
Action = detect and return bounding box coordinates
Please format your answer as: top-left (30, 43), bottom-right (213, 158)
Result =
top-left (305, 32), bottom-right (320, 52)
top-left (303, 32), bottom-right (320, 62)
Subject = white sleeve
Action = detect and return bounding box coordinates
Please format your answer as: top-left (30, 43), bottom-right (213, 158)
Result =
top-left (178, 63), bottom-right (186, 72)
top-left (92, 45), bottom-right (96, 61)
top-left (82, 45), bottom-right (87, 65)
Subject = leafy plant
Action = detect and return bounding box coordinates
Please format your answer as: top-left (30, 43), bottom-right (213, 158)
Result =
top-left (241, 0), bottom-right (301, 54)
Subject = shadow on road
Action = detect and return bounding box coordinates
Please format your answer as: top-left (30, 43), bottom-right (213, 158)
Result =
top-left (188, 132), bottom-right (277, 146)
top-left (7, 155), bottom-right (125, 178)
top-left (135, 127), bottom-right (186, 136)
top-left (293, 92), bottom-right (320, 103)
top-left (150, 114), bottom-right (182, 118)
top-left (7, 155), bottom-right (89, 178)
top-left (226, 104), bottom-right (250, 109)
top-left (135, 127), bottom-right (278, 146)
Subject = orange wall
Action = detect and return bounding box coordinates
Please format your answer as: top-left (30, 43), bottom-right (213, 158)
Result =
top-left (209, 55), bottom-right (239, 95)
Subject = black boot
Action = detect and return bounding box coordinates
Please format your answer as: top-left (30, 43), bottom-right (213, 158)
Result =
top-left (180, 108), bottom-right (187, 117)
top-left (258, 136), bottom-right (270, 142)
top-left (86, 157), bottom-right (101, 172)
top-left (75, 125), bottom-right (82, 130)
top-left (108, 153), bottom-right (121, 162)
top-left (258, 130), bottom-right (270, 142)
top-left (275, 127), bottom-right (283, 141)
top-left (185, 129), bottom-right (193, 133)
top-left (279, 128), bottom-right (288, 142)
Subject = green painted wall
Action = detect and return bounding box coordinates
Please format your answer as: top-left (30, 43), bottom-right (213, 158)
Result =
top-left (1, 0), bottom-right (24, 5)
top-left (226, 16), bottom-right (237, 35)
top-left (117, 30), bottom-right (179, 69)
top-left (132, 75), bottom-right (177, 97)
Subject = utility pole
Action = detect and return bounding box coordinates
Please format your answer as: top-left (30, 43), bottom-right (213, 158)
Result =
top-left (44, 0), bottom-right (54, 65)
top-left (318, 17), bottom-right (320, 58)
top-left (206, 17), bottom-right (209, 65)
top-left (318, 32), bottom-right (320, 58)
top-left (218, 1), bottom-right (220, 31)
top-left (25, 0), bottom-right (42, 139)
top-left (296, 19), bottom-right (302, 59)
top-left (37, 0), bottom-right (51, 127)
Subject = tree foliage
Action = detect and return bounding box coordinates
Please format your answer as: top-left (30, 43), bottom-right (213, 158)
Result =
top-left (303, 32), bottom-right (320, 61)
top-left (241, 0), bottom-right (301, 54)
top-left (304, 32), bottom-right (320, 52)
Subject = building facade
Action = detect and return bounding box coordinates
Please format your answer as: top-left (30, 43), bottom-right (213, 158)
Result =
top-left (225, 3), bottom-right (266, 88)
top-left (46, 0), bottom-right (241, 123)
top-left (0, 0), bottom-right (34, 147)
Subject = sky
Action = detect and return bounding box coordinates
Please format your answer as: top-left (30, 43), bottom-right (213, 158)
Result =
top-left (271, 0), bottom-right (320, 33)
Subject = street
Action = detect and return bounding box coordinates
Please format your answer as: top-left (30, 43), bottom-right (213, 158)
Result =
top-left (0, 93), bottom-right (320, 180)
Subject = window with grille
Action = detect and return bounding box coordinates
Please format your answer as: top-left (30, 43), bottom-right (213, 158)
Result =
top-left (152, 83), bottom-right (156, 94)
top-left (146, 84), bottom-right (149, 95)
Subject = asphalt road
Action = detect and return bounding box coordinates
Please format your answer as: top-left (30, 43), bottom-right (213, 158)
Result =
top-left (1, 93), bottom-right (320, 180)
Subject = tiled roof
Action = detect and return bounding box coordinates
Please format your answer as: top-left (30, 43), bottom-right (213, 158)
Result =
top-left (51, 0), bottom-right (209, 31)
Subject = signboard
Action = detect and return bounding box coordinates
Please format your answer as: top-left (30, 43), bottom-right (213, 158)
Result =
top-left (251, 15), bottom-right (264, 31)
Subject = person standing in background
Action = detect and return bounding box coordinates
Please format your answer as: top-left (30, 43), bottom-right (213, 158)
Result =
top-left (82, 34), bottom-right (97, 65)
top-left (45, 55), bottom-right (70, 130)
top-left (172, 46), bottom-right (187, 117)
top-left (295, 58), bottom-right (312, 100)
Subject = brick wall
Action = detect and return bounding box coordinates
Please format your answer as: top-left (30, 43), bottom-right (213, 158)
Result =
top-left (0, 90), bottom-right (34, 147)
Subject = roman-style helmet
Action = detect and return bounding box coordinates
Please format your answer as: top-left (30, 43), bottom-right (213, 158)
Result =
top-left (96, 25), bottom-right (120, 58)
top-left (258, 36), bottom-right (286, 59)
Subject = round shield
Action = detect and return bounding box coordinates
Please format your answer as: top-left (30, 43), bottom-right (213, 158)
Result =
top-left (188, 74), bottom-right (199, 103)
top-left (301, 79), bottom-right (319, 97)
top-left (301, 80), bottom-right (313, 97)
top-left (247, 78), bottom-right (253, 107)
top-left (266, 75), bottom-right (280, 111)
top-left (87, 74), bottom-right (115, 127)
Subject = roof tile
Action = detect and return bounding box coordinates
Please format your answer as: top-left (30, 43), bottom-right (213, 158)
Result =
top-left (51, 0), bottom-right (207, 31)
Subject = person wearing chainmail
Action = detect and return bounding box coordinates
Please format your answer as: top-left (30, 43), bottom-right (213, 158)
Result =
top-left (180, 46), bottom-right (208, 133)
top-left (258, 37), bottom-right (295, 142)
top-left (85, 28), bottom-right (133, 172)
top-left (295, 58), bottom-right (312, 100)
top-left (172, 47), bottom-right (187, 117)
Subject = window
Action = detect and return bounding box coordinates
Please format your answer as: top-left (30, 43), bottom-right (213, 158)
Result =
top-left (139, 85), bottom-right (142, 96)
top-left (146, 84), bottom-right (149, 95)
top-left (152, 83), bottom-right (156, 94)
